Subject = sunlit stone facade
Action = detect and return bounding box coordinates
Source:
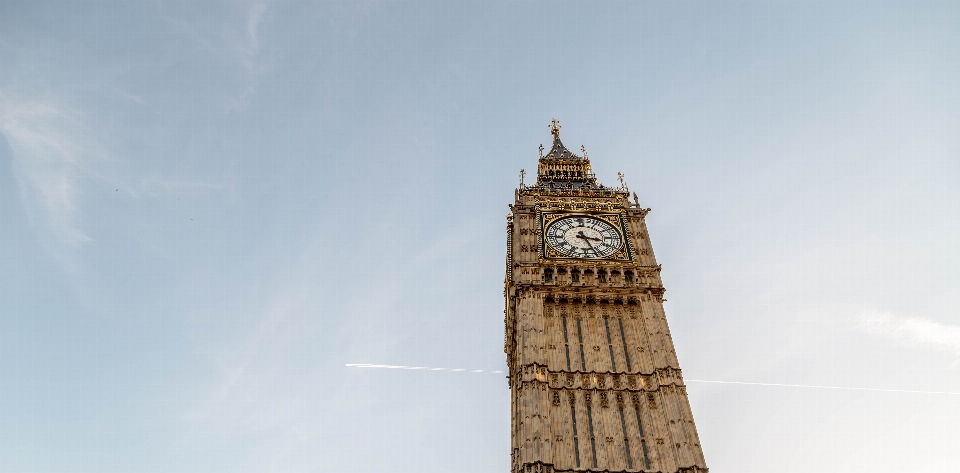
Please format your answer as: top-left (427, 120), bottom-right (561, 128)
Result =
top-left (504, 121), bottom-right (708, 473)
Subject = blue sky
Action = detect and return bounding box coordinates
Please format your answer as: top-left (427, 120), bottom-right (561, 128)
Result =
top-left (1, 1), bottom-right (959, 472)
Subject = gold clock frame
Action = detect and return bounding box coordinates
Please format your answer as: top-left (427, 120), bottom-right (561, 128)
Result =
top-left (538, 211), bottom-right (634, 262)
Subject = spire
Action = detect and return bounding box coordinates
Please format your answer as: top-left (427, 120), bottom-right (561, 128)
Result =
top-left (525, 119), bottom-right (630, 197)
top-left (542, 118), bottom-right (585, 161)
top-left (534, 119), bottom-right (606, 191)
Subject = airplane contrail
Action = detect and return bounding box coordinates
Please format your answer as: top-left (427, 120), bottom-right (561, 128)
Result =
top-left (346, 363), bottom-right (505, 374)
top-left (345, 363), bottom-right (960, 395)
top-left (682, 379), bottom-right (960, 395)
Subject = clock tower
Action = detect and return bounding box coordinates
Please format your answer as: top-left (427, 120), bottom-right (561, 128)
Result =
top-left (504, 121), bottom-right (708, 473)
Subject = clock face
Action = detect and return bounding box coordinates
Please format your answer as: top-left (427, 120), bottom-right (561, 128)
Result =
top-left (544, 216), bottom-right (623, 259)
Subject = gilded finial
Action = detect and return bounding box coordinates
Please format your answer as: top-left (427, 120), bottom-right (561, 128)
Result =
top-left (550, 118), bottom-right (561, 137)
top-left (519, 169), bottom-right (526, 188)
top-left (618, 172), bottom-right (628, 192)
top-left (581, 145), bottom-right (588, 159)
top-left (539, 144), bottom-right (544, 158)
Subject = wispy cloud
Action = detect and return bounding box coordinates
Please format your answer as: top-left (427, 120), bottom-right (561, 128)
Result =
top-left (183, 276), bottom-right (322, 447)
top-left (156, 1), bottom-right (274, 112)
top-left (226, 1), bottom-right (273, 111)
top-left (858, 309), bottom-right (960, 359)
top-left (410, 219), bottom-right (479, 266)
top-left (244, 2), bottom-right (270, 65)
top-left (0, 96), bottom-right (96, 245)
top-left (140, 175), bottom-right (223, 196)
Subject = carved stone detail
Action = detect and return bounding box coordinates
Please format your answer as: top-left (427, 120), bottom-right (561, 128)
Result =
top-left (506, 125), bottom-right (707, 473)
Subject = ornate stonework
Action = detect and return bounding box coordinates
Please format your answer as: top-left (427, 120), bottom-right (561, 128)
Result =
top-left (504, 122), bottom-right (708, 473)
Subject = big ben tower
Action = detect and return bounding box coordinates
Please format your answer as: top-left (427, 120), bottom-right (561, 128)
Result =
top-left (504, 120), bottom-right (708, 473)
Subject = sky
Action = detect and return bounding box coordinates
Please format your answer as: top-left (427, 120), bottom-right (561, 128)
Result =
top-left (1, 1), bottom-right (959, 472)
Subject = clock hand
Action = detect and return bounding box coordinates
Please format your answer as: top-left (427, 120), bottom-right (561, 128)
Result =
top-left (577, 231), bottom-right (603, 242)
top-left (575, 233), bottom-right (597, 252)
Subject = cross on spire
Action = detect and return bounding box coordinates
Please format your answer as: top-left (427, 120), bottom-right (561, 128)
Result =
top-left (550, 118), bottom-right (561, 137)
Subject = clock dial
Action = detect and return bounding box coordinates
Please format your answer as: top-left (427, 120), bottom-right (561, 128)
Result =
top-left (544, 216), bottom-right (623, 259)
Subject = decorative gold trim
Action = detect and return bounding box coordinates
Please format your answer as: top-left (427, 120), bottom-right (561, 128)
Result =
top-left (539, 211), bottom-right (633, 262)
top-left (533, 195), bottom-right (626, 212)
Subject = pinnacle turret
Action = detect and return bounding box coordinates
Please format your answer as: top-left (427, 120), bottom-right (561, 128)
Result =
top-left (532, 119), bottom-right (617, 194)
